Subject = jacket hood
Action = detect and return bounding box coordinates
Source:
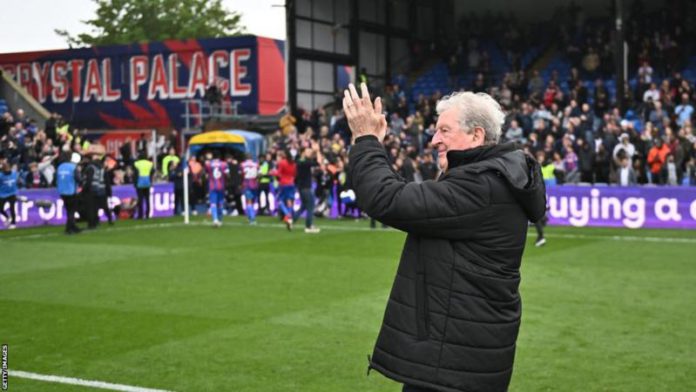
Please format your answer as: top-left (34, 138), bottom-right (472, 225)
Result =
top-left (446, 143), bottom-right (547, 222)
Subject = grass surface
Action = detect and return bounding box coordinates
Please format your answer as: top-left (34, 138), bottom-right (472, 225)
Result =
top-left (1, 216), bottom-right (695, 391)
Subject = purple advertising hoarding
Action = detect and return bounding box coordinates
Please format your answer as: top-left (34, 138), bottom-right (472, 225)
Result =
top-left (2, 184), bottom-right (696, 231)
top-left (0, 183), bottom-right (175, 230)
top-left (547, 185), bottom-right (696, 230)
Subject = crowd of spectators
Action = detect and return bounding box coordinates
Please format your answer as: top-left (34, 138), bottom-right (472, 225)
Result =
top-left (1, 110), bottom-right (64, 189)
top-left (349, 1), bottom-right (696, 188)
top-left (0, 108), bottom-right (179, 190)
top-left (3, 0), bottom-right (696, 204)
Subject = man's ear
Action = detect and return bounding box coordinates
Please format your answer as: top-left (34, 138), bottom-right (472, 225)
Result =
top-left (473, 126), bottom-right (486, 143)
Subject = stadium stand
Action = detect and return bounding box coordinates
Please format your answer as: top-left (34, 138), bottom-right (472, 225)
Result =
top-left (1, 0), bottom-right (695, 209)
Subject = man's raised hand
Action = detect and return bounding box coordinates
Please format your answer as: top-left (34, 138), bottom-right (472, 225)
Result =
top-left (343, 83), bottom-right (387, 143)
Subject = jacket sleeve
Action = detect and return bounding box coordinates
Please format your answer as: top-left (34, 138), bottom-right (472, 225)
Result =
top-left (74, 167), bottom-right (82, 185)
top-left (348, 136), bottom-right (490, 239)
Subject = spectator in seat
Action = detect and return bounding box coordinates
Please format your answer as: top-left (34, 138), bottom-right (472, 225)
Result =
top-left (643, 83), bottom-right (660, 103)
top-left (24, 162), bottom-right (47, 188)
top-left (505, 119), bottom-right (525, 144)
top-left (528, 70), bottom-right (545, 97)
top-left (594, 79), bottom-right (610, 116)
top-left (647, 138), bottom-right (670, 184)
top-left (638, 60), bottom-right (653, 85)
top-left (617, 154), bottom-right (637, 186)
top-left (417, 150), bottom-right (438, 181)
top-left (675, 93), bottom-right (694, 128)
top-left (576, 138), bottom-right (595, 183)
top-left (649, 101), bottom-right (667, 134)
top-left (613, 133), bottom-right (636, 161)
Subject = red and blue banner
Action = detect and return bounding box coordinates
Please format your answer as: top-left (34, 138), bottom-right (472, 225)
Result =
top-left (0, 36), bottom-right (286, 129)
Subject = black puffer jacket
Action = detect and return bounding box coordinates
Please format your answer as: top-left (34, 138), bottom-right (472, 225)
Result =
top-left (349, 136), bottom-right (546, 392)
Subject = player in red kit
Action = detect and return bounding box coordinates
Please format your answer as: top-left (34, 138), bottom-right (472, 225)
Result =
top-left (272, 150), bottom-right (297, 231)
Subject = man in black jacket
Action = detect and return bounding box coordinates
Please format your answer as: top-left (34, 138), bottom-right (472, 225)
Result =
top-left (343, 83), bottom-right (546, 392)
top-left (294, 142), bottom-right (322, 233)
top-left (97, 157), bottom-right (114, 225)
top-left (81, 154), bottom-right (105, 229)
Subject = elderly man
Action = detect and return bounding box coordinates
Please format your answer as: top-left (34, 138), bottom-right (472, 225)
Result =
top-left (612, 132), bottom-right (636, 162)
top-left (343, 83), bottom-right (546, 392)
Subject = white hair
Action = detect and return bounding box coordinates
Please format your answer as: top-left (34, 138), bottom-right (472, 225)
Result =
top-left (435, 91), bottom-right (505, 145)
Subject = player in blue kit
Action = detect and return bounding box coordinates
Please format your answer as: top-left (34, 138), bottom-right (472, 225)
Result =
top-left (203, 151), bottom-right (230, 227)
top-left (0, 160), bottom-right (19, 229)
top-left (240, 153), bottom-right (260, 224)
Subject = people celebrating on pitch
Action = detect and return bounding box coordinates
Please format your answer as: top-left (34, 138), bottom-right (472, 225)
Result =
top-left (272, 149), bottom-right (297, 231)
top-left (203, 151), bottom-right (230, 227)
top-left (294, 140), bottom-right (324, 233)
top-left (240, 153), bottom-right (260, 225)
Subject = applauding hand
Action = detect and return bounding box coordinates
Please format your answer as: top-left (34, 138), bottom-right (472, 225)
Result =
top-left (342, 83), bottom-right (387, 144)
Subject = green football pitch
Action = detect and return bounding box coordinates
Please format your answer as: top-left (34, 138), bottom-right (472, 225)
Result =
top-left (1, 216), bottom-right (695, 392)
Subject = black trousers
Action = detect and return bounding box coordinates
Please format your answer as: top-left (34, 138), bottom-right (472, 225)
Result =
top-left (258, 183), bottom-right (271, 214)
top-left (61, 195), bottom-right (79, 232)
top-left (0, 195), bottom-right (17, 224)
top-left (97, 195), bottom-right (112, 223)
top-left (191, 184), bottom-right (204, 211)
top-left (230, 191), bottom-right (244, 215)
top-left (174, 187), bottom-right (184, 215)
top-left (82, 192), bottom-right (98, 228)
top-left (370, 217), bottom-right (387, 229)
top-left (136, 187), bottom-right (150, 219)
top-left (580, 170), bottom-right (594, 183)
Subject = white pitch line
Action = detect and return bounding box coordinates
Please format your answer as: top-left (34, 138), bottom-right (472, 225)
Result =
top-left (0, 231), bottom-right (61, 240)
top-left (2, 218), bottom-right (695, 244)
top-left (550, 233), bottom-right (696, 244)
top-left (0, 221), bottom-right (202, 240)
top-left (9, 369), bottom-right (174, 392)
top-left (221, 220), bottom-right (696, 244)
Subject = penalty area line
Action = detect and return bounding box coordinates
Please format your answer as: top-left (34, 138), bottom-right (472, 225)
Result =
top-left (8, 369), bottom-right (174, 392)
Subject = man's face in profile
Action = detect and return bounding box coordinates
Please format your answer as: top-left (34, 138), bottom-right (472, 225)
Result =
top-left (432, 108), bottom-right (480, 171)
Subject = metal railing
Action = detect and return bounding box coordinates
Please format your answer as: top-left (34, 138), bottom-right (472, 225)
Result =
top-left (181, 99), bottom-right (241, 132)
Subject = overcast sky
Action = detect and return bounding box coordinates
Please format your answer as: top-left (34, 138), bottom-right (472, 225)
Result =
top-left (0, 0), bottom-right (286, 53)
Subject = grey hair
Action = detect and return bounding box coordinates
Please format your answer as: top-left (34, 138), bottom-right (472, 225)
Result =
top-left (435, 91), bottom-right (505, 145)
